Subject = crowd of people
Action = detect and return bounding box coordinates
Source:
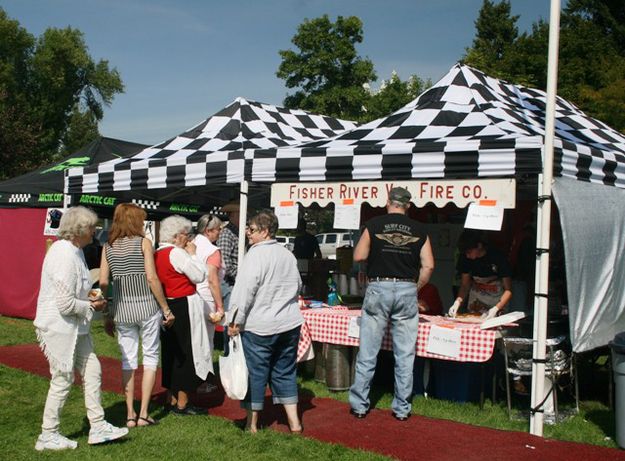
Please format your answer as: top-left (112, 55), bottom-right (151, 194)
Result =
top-left (34, 187), bottom-right (521, 450)
top-left (33, 202), bottom-right (306, 450)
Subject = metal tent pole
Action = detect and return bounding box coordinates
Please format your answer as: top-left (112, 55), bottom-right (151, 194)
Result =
top-left (236, 180), bottom-right (249, 273)
top-left (530, 0), bottom-right (561, 437)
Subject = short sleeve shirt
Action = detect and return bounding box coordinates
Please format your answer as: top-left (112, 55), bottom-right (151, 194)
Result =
top-left (457, 247), bottom-right (512, 280)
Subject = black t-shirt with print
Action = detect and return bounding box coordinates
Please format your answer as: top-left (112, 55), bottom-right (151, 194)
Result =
top-left (365, 213), bottom-right (427, 279)
top-left (457, 247), bottom-right (512, 280)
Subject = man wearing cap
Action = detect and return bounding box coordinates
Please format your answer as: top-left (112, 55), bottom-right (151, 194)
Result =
top-left (216, 202), bottom-right (241, 355)
top-left (217, 202), bottom-right (240, 287)
top-left (349, 186), bottom-right (434, 421)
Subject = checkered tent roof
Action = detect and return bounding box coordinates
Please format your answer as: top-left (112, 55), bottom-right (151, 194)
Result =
top-left (247, 64), bottom-right (625, 188)
top-left (66, 97), bottom-right (357, 194)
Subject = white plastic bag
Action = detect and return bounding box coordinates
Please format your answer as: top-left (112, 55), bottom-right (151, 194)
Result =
top-left (219, 336), bottom-right (248, 400)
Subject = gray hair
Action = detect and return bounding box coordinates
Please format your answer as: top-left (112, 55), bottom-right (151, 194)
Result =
top-left (57, 206), bottom-right (98, 240)
top-left (196, 214), bottom-right (223, 234)
top-left (248, 210), bottom-right (278, 238)
top-left (389, 200), bottom-right (410, 209)
top-left (159, 215), bottom-right (193, 244)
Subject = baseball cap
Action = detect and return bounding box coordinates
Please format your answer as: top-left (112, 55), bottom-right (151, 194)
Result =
top-left (221, 201), bottom-right (240, 213)
top-left (388, 187), bottom-right (411, 204)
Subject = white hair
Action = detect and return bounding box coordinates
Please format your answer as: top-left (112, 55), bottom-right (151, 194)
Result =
top-left (159, 215), bottom-right (192, 244)
top-left (196, 214), bottom-right (223, 234)
top-left (57, 206), bottom-right (98, 240)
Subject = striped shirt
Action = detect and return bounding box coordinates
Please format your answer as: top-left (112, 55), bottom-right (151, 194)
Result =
top-left (105, 236), bottom-right (159, 323)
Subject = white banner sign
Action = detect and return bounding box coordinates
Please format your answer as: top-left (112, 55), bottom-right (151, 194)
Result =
top-left (464, 201), bottom-right (504, 231)
top-left (271, 179), bottom-right (515, 209)
top-left (425, 325), bottom-right (462, 358)
top-left (334, 199), bottom-right (361, 230)
top-left (274, 201), bottom-right (299, 229)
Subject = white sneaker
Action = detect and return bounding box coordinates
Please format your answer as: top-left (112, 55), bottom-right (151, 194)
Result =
top-left (88, 422), bottom-right (129, 445)
top-left (34, 432), bottom-right (78, 451)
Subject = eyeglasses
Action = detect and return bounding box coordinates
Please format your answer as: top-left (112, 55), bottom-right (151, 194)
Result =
top-left (246, 226), bottom-right (260, 234)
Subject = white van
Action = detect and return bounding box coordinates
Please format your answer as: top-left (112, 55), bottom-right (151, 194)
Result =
top-left (275, 235), bottom-right (294, 252)
top-left (315, 232), bottom-right (355, 259)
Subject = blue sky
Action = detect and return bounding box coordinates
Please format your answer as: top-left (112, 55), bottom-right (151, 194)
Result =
top-left (2, 0), bottom-right (553, 145)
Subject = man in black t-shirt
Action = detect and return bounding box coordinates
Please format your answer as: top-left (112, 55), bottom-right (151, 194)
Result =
top-left (448, 230), bottom-right (513, 319)
top-left (293, 218), bottom-right (321, 260)
top-left (348, 187), bottom-right (434, 422)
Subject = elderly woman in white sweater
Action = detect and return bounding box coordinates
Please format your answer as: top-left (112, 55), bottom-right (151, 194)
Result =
top-left (34, 206), bottom-right (128, 451)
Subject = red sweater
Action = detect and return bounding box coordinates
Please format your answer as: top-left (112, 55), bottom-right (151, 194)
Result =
top-left (155, 246), bottom-right (196, 298)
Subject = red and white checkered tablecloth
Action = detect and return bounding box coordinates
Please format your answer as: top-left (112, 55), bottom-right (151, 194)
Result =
top-left (297, 309), bottom-right (498, 363)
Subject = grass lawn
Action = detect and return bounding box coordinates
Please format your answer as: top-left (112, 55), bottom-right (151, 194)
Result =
top-left (0, 314), bottom-right (617, 459)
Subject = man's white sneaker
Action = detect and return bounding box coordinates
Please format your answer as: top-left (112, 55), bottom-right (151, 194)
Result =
top-left (34, 432), bottom-right (78, 451)
top-left (88, 422), bottom-right (129, 445)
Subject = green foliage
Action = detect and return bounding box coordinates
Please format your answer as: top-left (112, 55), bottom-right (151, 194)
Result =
top-left (364, 72), bottom-right (431, 122)
top-left (464, 0), bottom-right (625, 133)
top-left (0, 7), bottom-right (123, 180)
top-left (62, 106), bottom-right (100, 155)
top-left (463, 0), bottom-right (519, 77)
top-left (277, 15), bottom-right (377, 121)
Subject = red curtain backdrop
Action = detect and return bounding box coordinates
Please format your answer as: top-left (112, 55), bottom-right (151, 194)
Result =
top-left (0, 208), bottom-right (50, 319)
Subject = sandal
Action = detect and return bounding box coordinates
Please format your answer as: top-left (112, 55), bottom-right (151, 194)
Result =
top-left (126, 417), bottom-right (138, 428)
top-left (137, 416), bottom-right (159, 426)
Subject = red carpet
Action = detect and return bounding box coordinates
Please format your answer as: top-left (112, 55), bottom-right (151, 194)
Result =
top-left (2, 343), bottom-right (623, 461)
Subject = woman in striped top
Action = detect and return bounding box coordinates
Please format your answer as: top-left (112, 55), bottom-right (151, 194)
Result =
top-left (99, 204), bottom-right (174, 427)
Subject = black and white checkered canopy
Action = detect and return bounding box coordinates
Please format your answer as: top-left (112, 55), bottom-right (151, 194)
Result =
top-left (247, 64), bottom-right (625, 189)
top-left (66, 97), bottom-right (357, 195)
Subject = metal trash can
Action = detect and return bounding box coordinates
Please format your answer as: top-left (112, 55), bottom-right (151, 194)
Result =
top-left (313, 342), bottom-right (326, 383)
top-left (325, 344), bottom-right (351, 391)
top-left (610, 332), bottom-right (625, 449)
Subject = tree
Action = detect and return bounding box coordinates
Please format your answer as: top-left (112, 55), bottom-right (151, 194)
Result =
top-left (277, 15), bottom-right (376, 121)
top-left (463, 0), bottom-right (625, 133)
top-left (463, 0), bottom-right (519, 80)
top-left (364, 72), bottom-right (431, 122)
top-left (62, 106), bottom-right (100, 155)
top-left (558, 0), bottom-right (625, 131)
top-left (0, 8), bottom-right (123, 180)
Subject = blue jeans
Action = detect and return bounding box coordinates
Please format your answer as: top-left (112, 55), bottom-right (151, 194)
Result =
top-left (349, 281), bottom-right (418, 416)
top-left (240, 326), bottom-right (301, 411)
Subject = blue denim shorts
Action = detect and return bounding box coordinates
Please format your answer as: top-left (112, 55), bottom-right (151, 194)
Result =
top-left (240, 326), bottom-right (301, 411)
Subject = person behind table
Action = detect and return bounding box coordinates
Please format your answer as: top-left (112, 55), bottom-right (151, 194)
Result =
top-left (418, 283), bottom-right (443, 316)
top-left (99, 203), bottom-right (174, 427)
top-left (155, 215), bottom-right (209, 415)
top-left (228, 210), bottom-right (304, 433)
top-left (349, 187), bottom-right (435, 421)
top-left (447, 230), bottom-right (512, 320)
top-left (194, 213), bottom-right (227, 392)
top-left (34, 206), bottom-right (128, 451)
top-left (293, 217), bottom-right (321, 260)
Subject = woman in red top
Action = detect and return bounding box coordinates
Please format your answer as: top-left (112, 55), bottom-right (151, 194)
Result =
top-left (155, 216), bottom-right (208, 416)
